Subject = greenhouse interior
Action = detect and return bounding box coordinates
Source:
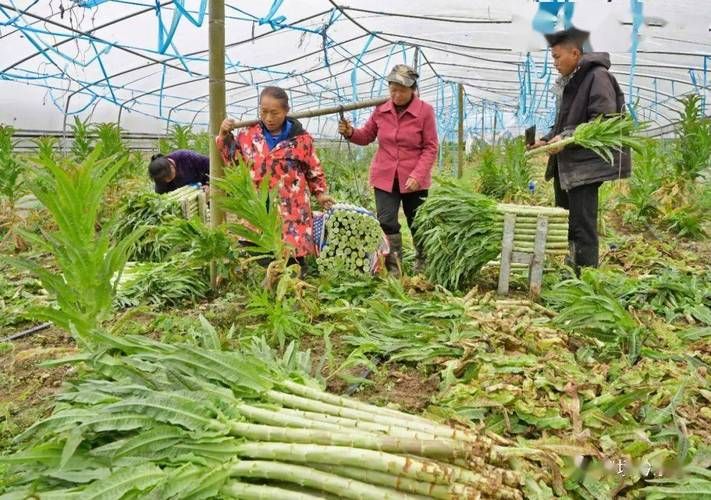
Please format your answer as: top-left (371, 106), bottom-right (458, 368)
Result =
top-left (0, 1), bottom-right (710, 498)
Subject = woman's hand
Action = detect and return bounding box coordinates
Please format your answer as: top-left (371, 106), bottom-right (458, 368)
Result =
top-left (220, 118), bottom-right (238, 136)
top-left (316, 193), bottom-right (335, 210)
top-left (404, 177), bottom-right (420, 192)
top-left (338, 119), bottom-right (353, 138)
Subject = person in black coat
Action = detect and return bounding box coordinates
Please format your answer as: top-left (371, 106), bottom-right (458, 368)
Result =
top-left (529, 27), bottom-right (631, 269)
top-left (148, 150), bottom-right (210, 194)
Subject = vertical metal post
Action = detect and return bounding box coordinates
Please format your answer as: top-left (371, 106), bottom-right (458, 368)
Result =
top-left (457, 83), bottom-right (464, 178)
top-left (208, 0), bottom-right (226, 288)
top-left (492, 110), bottom-right (497, 144)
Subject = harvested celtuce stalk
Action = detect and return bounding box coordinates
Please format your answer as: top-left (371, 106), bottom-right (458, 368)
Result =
top-left (524, 114), bottom-right (646, 162)
top-left (0, 332), bottom-right (543, 499)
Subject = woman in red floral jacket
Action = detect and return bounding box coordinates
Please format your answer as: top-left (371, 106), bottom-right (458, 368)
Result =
top-left (217, 87), bottom-right (334, 263)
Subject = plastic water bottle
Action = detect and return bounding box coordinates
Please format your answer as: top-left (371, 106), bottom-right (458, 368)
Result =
top-left (528, 180), bottom-right (536, 194)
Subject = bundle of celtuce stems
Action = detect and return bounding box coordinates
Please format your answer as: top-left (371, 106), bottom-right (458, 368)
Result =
top-left (496, 204), bottom-right (569, 256)
top-left (0, 331), bottom-right (553, 499)
top-left (317, 207), bottom-right (384, 275)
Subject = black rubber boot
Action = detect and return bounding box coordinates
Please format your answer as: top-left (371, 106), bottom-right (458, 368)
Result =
top-left (385, 233), bottom-right (403, 278)
top-left (413, 240), bottom-right (426, 275)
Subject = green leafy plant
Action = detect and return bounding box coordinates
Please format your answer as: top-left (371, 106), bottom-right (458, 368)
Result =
top-left (622, 139), bottom-right (667, 225)
top-left (477, 138), bottom-right (532, 201)
top-left (32, 136), bottom-right (58, 164)
top-left (92, 122), bottom-right (128, 160)
top-left (70, 116), bottom-right (92, 160)
top-left (672, 94), bottom-right (711, 182)
top-left (215, 158), bottom-right (285, 260)
top-left (0, 125), bottom-right (27, 250)
top-left (238, 289), bottom-right (311, 348)
top-left (0, 125), bottom-right (22, 204)
top-left (1, 147), bottom-right (143, 342)
top-left (159, 124), bottom-right (195, 154)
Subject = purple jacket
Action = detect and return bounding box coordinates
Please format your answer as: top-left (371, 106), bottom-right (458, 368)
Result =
top-left (154, 150), bottom-right (209, 194)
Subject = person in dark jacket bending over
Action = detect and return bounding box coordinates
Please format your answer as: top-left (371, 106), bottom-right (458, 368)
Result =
top-left (529, 27), bottom-right (630, 269)
top-left (148, 150), bottom-right (210, 194)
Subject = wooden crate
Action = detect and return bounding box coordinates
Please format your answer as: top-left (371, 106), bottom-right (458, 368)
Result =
top-left (162, 185), bottom-right (209, 223)
top-left (495, 204), bottom-right (569, 297)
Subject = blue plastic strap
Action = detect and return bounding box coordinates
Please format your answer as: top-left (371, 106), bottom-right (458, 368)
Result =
top-left (626, 0), bottom-right (643, 121)
top-left (350, 33), bottom-right (376, 122)
top-left (259, 0), bottom-right (286, 29)
top-left (532, 1), bottom-right (574, 34)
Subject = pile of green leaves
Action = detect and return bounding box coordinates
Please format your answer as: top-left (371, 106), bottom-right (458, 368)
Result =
top-left (544, 268), bottom-right (647, 362)
top-left (115, 259), bottom-right (209, 308)
top-left (414, 179), bottom-right (501, 290)
top-left (0, 271), bottom-right (46, 329)
top-left (340, 280), bottom-right (476, 364)
top-left (111, 192), bottom-right (183, 261)
top-left (586, 267), bottom-right (711, 326)
top-left (435, 335), bottom-right (711, 498)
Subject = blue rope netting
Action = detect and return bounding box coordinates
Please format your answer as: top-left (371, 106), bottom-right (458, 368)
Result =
top-left (1, 0), bottom-right (709, 161)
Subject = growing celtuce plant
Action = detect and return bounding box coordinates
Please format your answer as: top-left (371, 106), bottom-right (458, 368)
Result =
top-left (70, 115), bottom-right (92, 160)
top-left (1, 146), bottom-right (143, 343)
top-left (0, 125), bottom-right (27, 250)
top-left (672, 94), bottom-right (711, 182)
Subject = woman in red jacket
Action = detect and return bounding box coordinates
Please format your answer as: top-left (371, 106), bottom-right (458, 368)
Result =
top-left (339, 65), bottom-right (438, 276)
top-left (217, 86), bottom-right (334, 267)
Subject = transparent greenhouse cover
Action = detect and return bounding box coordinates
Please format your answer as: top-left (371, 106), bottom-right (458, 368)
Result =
top-left (0, 0), bottom-right (709, 141)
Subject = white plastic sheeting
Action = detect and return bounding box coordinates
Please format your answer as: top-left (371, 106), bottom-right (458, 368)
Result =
top-left (0, 0), bottom-right (709, 139)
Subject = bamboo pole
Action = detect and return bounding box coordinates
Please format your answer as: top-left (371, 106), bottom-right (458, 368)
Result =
top-left (208, 0), bottom-right (226, 289)
top-left (226, 97), bottom-right (389, 130)
top-left (457, 83), bottom-right (464, 179)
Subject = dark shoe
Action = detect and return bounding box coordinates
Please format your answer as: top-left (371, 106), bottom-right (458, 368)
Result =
top-left (385, 233), bottom-right (403, 278)
top-left (413, 242), bottom-right (426, 275)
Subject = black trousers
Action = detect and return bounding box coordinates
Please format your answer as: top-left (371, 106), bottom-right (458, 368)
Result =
top-left (374, 181), bottom-right (428, 238)
top-left (553, 171), bottom-right (601, 268)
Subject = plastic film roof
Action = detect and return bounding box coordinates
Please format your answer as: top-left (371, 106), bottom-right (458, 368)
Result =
top-left (0, 1), bottom-right (709, 139)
